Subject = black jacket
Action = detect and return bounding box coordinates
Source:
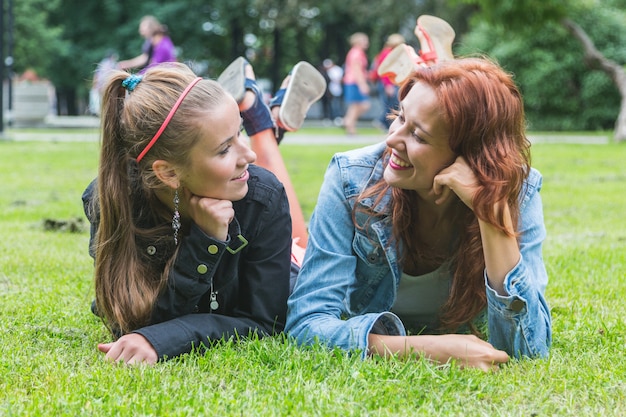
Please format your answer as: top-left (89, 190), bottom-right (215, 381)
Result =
top-left (82, 165), bottom-right (292, 360)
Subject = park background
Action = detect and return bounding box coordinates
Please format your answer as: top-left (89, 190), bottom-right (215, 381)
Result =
top-left (3, 0), bottom-right (626, 139)
top-left (1, 0), bottom-right (626, 415)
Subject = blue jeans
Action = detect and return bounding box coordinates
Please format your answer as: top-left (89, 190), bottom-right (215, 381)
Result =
top-left (378, 82), bottom-right (399, 129)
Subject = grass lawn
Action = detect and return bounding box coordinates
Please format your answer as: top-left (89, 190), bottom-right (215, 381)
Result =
top-left (0, 134), bottom-right (625, 416)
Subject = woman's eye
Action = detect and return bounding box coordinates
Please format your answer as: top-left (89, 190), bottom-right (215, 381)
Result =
top-left (413, 132), bottom-right (427, 143)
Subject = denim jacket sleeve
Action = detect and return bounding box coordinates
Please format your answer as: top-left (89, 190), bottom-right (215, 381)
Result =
top-left (485, 168), bottom-right (552, 358)
top-left (286, 152), bottom-right (405, 358)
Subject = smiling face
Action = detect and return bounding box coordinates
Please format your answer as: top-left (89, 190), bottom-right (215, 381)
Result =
top-left (178, 95), bottom-right (256, 202)
top-left (383, 81), bottom-right (455, 198)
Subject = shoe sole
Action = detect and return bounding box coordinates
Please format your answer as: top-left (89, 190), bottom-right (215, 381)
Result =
top-left (377, 44), bottom-right (417, 85)
top-left (278, 62), bottom-right (327, 131)
top-left (217, 57), bottom-right (247, 102)
top-left (417, 15), bottom-right (455, 62)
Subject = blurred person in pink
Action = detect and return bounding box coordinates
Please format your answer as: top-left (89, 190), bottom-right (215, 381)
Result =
top-left (342, 32), bottom-right (371, 135)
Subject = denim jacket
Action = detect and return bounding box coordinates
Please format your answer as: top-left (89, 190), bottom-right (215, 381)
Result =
top-left (286, 142), bottom-right (551, 359)
top-left (83, 165), bottom-right (292, 360)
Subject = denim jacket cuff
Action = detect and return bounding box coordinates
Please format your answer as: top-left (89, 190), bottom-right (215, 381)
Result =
top-left (362, 312), bottom-right (405, 359)
top-left (485, 257), bottom-right (529, 315)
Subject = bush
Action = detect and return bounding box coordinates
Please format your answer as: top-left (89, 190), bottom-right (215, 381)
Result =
top-left (458, 8), bottom-right (624, 132)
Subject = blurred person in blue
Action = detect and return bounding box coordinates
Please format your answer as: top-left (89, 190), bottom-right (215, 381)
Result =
top-left (370, 33), bottom-right (405, 130)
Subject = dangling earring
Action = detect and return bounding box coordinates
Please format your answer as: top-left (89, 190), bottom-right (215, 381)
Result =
top-left (172, 188), bottom-right (181, 245)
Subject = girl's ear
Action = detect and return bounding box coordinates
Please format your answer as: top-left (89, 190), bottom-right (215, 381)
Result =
top-left (152, 159), bottom-right (180, 189)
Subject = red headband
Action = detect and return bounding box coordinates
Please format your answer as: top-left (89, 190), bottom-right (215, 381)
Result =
top-left (135, 77), bottom-right (203, 163)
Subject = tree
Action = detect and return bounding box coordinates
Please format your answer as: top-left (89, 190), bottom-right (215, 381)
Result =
top-left (9, 0), bottom-right (427, 113)
top-left (455, 0), bottom-right (626, 141)
top-left (11, 0), bottom-right (65, 79)
top-left (561, 18), bottom-right (626, 142)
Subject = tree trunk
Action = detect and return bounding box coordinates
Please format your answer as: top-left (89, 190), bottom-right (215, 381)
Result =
top-left (561, 18), bottom-right (626, 142)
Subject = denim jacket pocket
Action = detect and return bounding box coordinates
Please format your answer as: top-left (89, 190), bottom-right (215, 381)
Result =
top-left (353, 231), bottom-right (385, 267)
top-left (351, 232), bottom-right (392, 313)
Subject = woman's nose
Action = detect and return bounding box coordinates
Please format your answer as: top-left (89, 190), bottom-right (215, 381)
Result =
top-left (385, 119), bottom-right (403, 147)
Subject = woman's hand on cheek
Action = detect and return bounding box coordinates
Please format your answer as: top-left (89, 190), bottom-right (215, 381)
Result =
top-left (184, 188), bottom-right (233, 241)
top-left (432, 156), bottom-right (478, 209)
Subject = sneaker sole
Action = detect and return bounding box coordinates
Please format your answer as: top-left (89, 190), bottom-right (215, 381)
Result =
top-left (377, 44), bottom-right (417, 85)
top-left (278, 62), bottom-right (327, 131)
top-left (217, 57), bottom-right (247, 102)
top-left (417, 15), bottom-right (455, 62)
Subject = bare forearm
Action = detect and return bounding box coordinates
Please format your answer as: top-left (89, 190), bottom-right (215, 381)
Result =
top-left (368, 333), bottom-right (509, 370)
top-left (478, 203), bottom-right (520, 295)
top-left (369, 333), bottom-right (457, 361)
top-left (118, 54), bottom-right (149, 70)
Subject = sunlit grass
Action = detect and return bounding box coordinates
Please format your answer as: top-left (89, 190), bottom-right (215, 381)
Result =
top-left (1, 138), bottom-right (625, 416)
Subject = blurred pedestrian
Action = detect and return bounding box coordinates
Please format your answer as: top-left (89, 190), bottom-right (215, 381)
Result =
top-left (342, 32), bottom-right (371, 135)
top-left (117, 15), bottom-right (177, 72)
top-left (89, 49), bottom-right (118, 116)
top-left (370, 33), bottom-right (405, 130)
top-left (322, 58), bottom-right (344, 125)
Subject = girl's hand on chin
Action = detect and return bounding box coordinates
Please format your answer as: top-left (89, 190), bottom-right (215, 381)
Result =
top-left (184, 188), bottom-right (233, 241)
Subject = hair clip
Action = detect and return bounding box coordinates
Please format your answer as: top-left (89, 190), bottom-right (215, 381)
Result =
top-left (122, 74), bottom-right (143, 92)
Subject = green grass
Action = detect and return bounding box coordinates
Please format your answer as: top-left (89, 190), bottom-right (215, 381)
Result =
top-left (1, 137), bottom-right (625, 416)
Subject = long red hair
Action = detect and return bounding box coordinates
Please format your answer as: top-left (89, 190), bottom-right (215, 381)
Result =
top-left (356, 57), bottom-right (531, 332)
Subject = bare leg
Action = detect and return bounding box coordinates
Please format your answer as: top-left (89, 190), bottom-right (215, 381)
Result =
top-left (239, 66), bottom-right (309, 246)
top-left (344, 101), bottom-right (371, 135)
top-left (250, 130), bottom-right (308, 246)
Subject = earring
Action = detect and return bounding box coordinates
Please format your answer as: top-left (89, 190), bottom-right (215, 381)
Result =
top-left (172, 188), bottom-right (181, 245)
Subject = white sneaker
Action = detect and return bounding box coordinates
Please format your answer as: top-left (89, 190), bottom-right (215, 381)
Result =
top-left (416, 15), bottom-right (455, 63)
top-left (377, 44), bottom-right (419, 86)
top-left (277, 62), bottom-right (327, 131)
top-left (217, 57), bottom-right (247, 102)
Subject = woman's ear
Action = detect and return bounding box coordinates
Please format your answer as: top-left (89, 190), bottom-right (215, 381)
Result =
top-left (152, 159), bottom-right (180, 189)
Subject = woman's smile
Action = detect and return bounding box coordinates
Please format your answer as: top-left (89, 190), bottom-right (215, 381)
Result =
top-left (389, 153), bottom-right (413, 169)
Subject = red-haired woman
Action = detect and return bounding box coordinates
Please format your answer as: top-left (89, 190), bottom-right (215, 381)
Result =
top-left (286, 57), bottom-right (551, 371)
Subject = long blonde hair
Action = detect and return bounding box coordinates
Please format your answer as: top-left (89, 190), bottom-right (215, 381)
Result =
top-left (90, 62), bottom-right (228, 334)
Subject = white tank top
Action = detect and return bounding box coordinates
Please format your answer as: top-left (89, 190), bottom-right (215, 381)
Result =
top-left (391, 260), bottom-right (452, 333)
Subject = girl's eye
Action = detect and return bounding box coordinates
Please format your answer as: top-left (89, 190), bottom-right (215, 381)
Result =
top-left (218, 144), bottom-right (232, 156)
